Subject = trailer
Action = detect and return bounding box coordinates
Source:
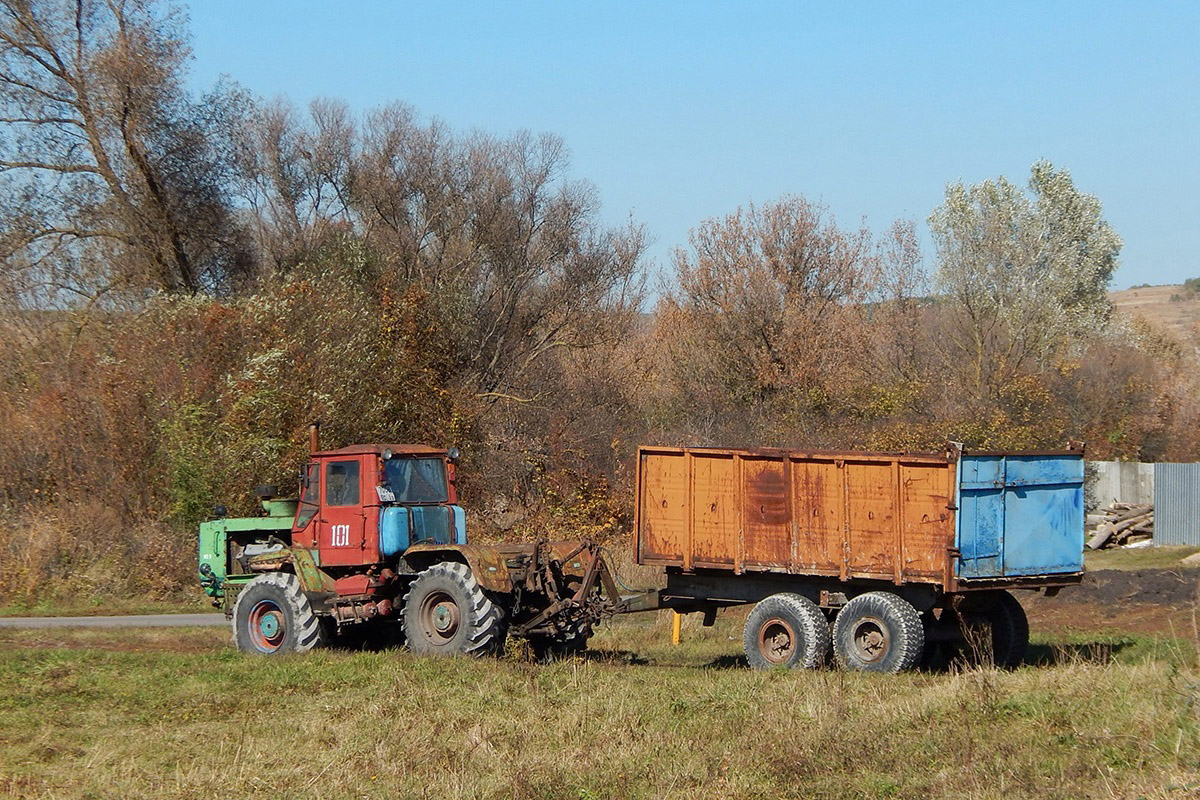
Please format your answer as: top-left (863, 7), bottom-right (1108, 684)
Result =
top-left (633, 443), bottom-right (1085, 671)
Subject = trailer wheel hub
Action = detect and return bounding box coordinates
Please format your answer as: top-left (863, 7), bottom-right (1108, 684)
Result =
top-left (849, 617), bottom-right (889, 662)
top-left (757, 617), bottom-right (796, 664)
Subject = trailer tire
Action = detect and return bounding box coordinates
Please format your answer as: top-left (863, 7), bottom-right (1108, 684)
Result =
top-left (959, 591), bottom-right (1029, 669)
top-left (403, 561), bottom-right (506, 656)
top-left (231, 572), bottom-right (328, 655)
top-left (743, 593), bottom-right (831, 670)
top-left (833, 591), bottom-right (924, 673)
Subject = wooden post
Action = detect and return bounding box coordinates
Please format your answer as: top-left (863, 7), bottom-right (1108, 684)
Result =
top-left (671, 611), bottom-right (682, 646)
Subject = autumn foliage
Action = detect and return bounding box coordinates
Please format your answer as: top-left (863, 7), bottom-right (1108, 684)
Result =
top-left (0, 1), bottom-right (1197, 607)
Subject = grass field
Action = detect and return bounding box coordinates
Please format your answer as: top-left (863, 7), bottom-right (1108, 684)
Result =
top-left (1085, 545), bottom-right (1200, 572)
top-left (1110, 284), bottom-right (1200, 348)
top-left (2, 610), bottom-right (1198, 800)
top-left (0, 595), bottom-right (212, 618)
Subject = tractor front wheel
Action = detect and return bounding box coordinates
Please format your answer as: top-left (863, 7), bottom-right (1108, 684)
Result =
top-left (402, 562), bottom-right (506, 656)
top-left (231, 572), bottom-right (328, 655)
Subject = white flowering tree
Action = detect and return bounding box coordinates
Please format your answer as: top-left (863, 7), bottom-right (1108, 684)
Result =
top-left (929, 161), bottom-right (1122, 395)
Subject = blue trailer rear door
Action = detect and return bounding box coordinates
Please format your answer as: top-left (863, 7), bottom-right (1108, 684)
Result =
top-left (956, 452), bottom-right (1084, 579)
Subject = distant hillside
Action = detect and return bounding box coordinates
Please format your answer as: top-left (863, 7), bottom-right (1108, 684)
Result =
top-left (1110, 284), bottom-right (1200, 347)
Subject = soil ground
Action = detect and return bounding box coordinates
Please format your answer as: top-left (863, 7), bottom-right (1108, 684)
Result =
top-left (1026, 567), bottom-right (1200, 637)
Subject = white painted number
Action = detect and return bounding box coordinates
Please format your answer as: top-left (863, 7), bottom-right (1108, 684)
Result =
top-left (331, 524), bottom-right (350, 547)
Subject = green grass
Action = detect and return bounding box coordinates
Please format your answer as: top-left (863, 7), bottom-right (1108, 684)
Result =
top-left (1, 613), bottom-right (1198, 800)
top-left (1084, 545), bottom-right (1200, 572)
top-left (0, 594), bottom-right (212, 617)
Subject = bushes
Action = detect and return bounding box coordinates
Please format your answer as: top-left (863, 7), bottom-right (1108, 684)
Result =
top-left (0, 501), bottom-right (194, 610)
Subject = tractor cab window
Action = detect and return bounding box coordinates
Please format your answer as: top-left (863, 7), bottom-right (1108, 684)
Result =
top-left (385, 457), bottom-right (448, 504)
top-left (325, 460), bottom-right (361, 506)
top-left (296, 463), bottom-right (320, 529)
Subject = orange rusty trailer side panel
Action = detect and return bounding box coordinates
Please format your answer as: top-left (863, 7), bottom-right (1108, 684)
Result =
top-left (691, 452), bottom-right (738, 568)
top-left (634, 446), bottom-right (955, 585)
top-left (793, 459), bottom-right (842, 575)
top-left (638, 449), bottom-right (689, 566)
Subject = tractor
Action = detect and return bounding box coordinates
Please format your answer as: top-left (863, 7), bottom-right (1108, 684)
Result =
top-left (198, 425), bottom-right (627, 656)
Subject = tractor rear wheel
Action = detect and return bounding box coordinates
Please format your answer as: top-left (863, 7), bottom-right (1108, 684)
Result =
top-left (402, 562), bottom-right (506, 656)
top-left (232, 572), bottom-right (328, 655)
top-left (833, 591), bottom-right (924, 673)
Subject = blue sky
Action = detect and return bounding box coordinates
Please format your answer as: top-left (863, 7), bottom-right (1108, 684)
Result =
top-left (184, 1), bottom-right (1200, 289)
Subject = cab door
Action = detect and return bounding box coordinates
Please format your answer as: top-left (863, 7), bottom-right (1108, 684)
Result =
top-left (318, 456), bottom-right (368, 566)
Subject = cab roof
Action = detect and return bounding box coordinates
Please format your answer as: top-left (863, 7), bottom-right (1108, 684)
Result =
top-left (313, 444), bottom-right (447, 458)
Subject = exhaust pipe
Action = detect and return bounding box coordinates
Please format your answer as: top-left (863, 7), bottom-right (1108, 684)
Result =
top-left (309, 421), bottom-right (320, 455)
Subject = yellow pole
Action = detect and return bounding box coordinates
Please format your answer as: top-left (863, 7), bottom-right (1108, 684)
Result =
top-left (671, 611), bottom-right (682, 646)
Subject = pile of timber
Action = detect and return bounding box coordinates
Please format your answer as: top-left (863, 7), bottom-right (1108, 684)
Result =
top-left (1086, 502), bottom-right (1154, 550)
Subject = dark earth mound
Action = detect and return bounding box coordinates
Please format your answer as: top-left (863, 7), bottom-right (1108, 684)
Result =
top-left (1047, 568), bottom-right (1199, 607)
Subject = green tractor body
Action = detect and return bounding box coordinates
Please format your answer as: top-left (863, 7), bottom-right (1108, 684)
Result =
top-left (198, 498), bottom-right (297, 601)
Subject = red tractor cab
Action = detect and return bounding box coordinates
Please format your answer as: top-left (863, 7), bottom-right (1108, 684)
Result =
top-left (290, 444), bottom-right (465, 569)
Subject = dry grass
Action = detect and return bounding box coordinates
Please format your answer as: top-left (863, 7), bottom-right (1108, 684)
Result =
top-left (1111, 285), bottom-right (1200, 346)
top-left (0, 504), bottom-right (199, 614)
top-left (1, 612), bottom-right (1197, 800)
top-left (1085, 545), bottom-right (1200, 572)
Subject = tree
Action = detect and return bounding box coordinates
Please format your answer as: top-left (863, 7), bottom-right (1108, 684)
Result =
top-left (656, 196), bottom-right (874, 443)
top-left (929, 161), bottom-right (1122, 396)
top-left (869, 218), bottom-right (929, 382)
top-left (0, 0), bottom-right (251, 304)
top-left (238, 100), bottom-right (647, 403)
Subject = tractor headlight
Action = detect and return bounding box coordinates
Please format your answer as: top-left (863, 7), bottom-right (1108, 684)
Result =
top-left (382, 448), bottom-right (394, 460)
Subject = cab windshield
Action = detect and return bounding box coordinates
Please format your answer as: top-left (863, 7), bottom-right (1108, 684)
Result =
top-left (384, 457), bottom-right (448, 504)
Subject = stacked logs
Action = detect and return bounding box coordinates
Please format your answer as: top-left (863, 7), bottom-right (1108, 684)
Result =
top-left (1086, 503), bottom-right (1154, 550)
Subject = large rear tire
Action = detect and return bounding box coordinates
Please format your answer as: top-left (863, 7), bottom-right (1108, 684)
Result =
top-left (743, 593), bottom-right (831, 670)
top-left (402, 562), bottom-right (506, 656)
top-left (232, 572), bottom-right (328, 655)
top-left (833, 591), bottom-right (924, 673)
top-left (958, 590), bottom-right (1029, 669)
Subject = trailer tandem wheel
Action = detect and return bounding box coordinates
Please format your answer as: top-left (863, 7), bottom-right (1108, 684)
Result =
top-left (743, 593), bottom-right (831, 670)
top-left (231, 572), bottom-right (328, 655)
top-left (402, 561), bottom-right (506, 656)
top-left (957, 590), bottom-right (1030, 670)
top-left (833, 591), bottom-right (924, 673)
